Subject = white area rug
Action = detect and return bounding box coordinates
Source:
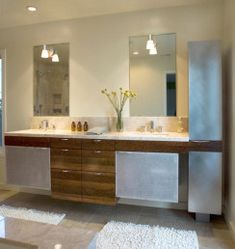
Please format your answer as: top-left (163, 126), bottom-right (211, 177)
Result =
top-left (0, 205), bottom-right (65, 225)
top-left (89, 221), bottom-right (199, 249)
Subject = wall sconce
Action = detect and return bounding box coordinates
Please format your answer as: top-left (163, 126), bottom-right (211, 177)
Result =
top-left (41, 45), bottom-right (49, 58)
top-left (149, 45), bottom-right (157, 55)
top-left (41, 45), bottom-right (59, 62)
top-left (146, 34), bottom-right (155, 50)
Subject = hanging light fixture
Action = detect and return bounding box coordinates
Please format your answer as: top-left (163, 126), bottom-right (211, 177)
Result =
top-left (52, 51), bottom-right (59, 62)
top-left (41, 45), bottom-right (49, 58)
top-left (146, 34), bottom-right (155, 50)
top-left (149, 44), bottom-right (157, 55)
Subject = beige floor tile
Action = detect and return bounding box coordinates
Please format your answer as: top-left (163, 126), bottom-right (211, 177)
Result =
top-left (0, 191), bottom-right (235, 249)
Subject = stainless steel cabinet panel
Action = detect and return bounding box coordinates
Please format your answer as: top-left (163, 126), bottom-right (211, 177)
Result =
top-left (116, 152), bottom-right (179, 203)
top-left (189, 41), bottom-right (222, 140)
top-left (6, 146), bottom-right (51, 190)
top-left (188, 152), bottom-right (222, 215)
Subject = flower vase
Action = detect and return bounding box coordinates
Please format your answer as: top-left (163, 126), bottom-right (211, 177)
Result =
top-left (116, 111), bottom-right (123, 132)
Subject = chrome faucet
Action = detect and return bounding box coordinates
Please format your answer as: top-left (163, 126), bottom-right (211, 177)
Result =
top-left (41, 120), bottom-right (49, 130)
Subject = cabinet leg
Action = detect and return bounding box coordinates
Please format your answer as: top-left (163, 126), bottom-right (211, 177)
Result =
top-left (195, 213), bottom-right (210, 222)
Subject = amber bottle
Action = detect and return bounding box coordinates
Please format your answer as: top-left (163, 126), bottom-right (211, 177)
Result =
top-left (77, 121), bottom-right (82, 132)
top-left (71, 121), bottom-right (76, 132)
top-left (83, 121), bottom-right (88, 132)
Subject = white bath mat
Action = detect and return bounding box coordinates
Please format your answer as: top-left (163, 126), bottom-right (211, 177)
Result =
top-left (0, 205), bottom-right (65, 225)
top-left (89, 221), bottom-right (199, 249)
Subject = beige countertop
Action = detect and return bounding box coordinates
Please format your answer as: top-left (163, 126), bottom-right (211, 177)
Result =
top-left (5, 129), bottom-right (189, 142)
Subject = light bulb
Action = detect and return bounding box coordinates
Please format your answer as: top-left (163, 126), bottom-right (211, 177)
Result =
top-left (52, 52), bottom-right (59, 62)
top-left (41, 45), bottom-right (49, 58)
top-left (146, 34), bottom-right (155, 50)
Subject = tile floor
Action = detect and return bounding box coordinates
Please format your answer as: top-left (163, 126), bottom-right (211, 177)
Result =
top-left (0, 190), bottom-right (234, 249)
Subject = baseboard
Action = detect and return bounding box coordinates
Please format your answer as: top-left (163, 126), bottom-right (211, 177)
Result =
top-left (0, 184), bottom-right (51, 196)
top-left (223, 211), bottom-right (235, 242)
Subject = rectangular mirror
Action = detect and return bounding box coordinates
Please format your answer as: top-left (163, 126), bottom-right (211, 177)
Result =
top-left (33, 43), bottom-right (69, 116)
top-left (129, 33), bottom-right (176, 116)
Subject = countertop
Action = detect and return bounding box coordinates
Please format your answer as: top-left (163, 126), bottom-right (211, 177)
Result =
top-left (5, 129), bottom-right (189, 142)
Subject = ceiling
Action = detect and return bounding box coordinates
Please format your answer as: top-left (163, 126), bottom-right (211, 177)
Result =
top-left (0, 0), bottom-right (216, 29)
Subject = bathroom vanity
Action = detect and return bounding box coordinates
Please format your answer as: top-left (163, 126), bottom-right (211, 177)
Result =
top-left (4, 130), bottom-right (222, 218)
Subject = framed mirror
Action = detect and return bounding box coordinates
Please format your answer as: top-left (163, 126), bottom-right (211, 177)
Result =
top-left (33, 43), bottom-right (69, 116)
top-left (129, 33), bottom-right (176, 116)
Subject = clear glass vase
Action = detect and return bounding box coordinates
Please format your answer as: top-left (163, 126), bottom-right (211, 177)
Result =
top-left (116, 111), bottom-right (123, 132)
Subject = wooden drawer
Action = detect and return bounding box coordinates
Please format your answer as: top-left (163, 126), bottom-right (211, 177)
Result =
top-left (82, 150), bottom-right (115, 173)
top-left (51, 148), bottom-right (82, 171)
top-left (82, 139), bottom-right (115, 151)
top-left (82, 171), bottom-right (116, 205)
top-left (50, 138), bottom-right (81, 149)
top-left (5, 136), bottom-right (50, 147)
top-left (51, 169), bottom-right (82, 200)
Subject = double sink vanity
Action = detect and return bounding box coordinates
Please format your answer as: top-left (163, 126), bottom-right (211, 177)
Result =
top-left (4, 128), bottom-right (222, 216)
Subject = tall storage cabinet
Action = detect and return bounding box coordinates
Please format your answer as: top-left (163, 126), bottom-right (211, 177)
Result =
top-left (188, 41), bottom-right (222, 217)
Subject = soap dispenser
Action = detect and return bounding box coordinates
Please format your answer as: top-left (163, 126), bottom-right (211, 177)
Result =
top-left (77, 121), bottom-right (82, 132)
top-left (177, 117), bottom-right (184, 133)
top-left (71, 121), bottom-right (76, 132)
top-left (83, 121), bottom-right (89, 132)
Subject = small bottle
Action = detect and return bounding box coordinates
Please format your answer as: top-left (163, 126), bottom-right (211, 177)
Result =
top-left (83, 121), bottom-right (88, 132)
top-left (177, 117), bottom-right (184, 133)
top-left (71, 121), bottom-right (76, 132)
top-left (77, 121), bottom-right (82, 132)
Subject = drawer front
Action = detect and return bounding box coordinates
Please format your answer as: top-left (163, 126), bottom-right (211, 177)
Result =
top-left (51, 148), bottom-right (82, 171)
top-left (82, 172), bottom-right (115, 201)
top-left (82, 139), bottom-right (115, 151)
top-left (5, 136), bottom-right (50, 147)
top-left (82, 150), bottom-right (115, 173)
top-left (51, 169), bottom-right (82, 196)
top-left (50, 138), bottom-right (81, 149)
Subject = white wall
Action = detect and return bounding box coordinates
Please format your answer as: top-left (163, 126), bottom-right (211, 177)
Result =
top-left (224, 0), bottom-right (235, 237)
top-left (130, 55), bottom-right (175, 116)
top-left (0, 1), bottom-right (223, 131)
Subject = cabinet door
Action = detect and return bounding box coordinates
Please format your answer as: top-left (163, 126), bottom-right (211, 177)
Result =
top-left (82, 172), bottom-right (115, 205)
top-left (51, 169), bottom-right (82, 201)
top-left (188, 152), bottom-right (222, 215)
top-left (116, 151), bottom-right (179, 203)
top-left (82, 150), bottom-right (115, 173)
top-left (51, 148), bottom-right (82, 171)
top-left (6, 146), bottom-right (50, 190)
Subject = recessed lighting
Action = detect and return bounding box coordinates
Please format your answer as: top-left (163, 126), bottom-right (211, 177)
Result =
top-left (133, 51), bottom-right (139, 55)
top-left (26, 6), bottom-right (37, 12)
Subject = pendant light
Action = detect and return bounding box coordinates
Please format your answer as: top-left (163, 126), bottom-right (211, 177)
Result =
top-left (149, 44), bottom-right (157, 55)
top-left (146, 34), bottom-right (155, 50)
top-left (41, 45), bottom-right (49, 58)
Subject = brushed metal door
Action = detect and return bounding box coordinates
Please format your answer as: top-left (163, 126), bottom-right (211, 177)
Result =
top-left (189, 41), bottom-right (222, 140)
top-left (6, 146), bottom-right (51, 190)
top-left (188, 152), bottom-right (222, 214)
top-left (116, 151), bottom-right (179, 203)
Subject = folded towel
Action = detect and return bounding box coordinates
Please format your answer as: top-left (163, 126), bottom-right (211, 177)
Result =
top-left (86, 127), bottom-right (108, 135)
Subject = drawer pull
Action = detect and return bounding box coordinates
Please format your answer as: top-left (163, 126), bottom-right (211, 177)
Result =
top-left (94, 139), bottom-right (101, 143)
top-left (95, 150), bottom-right (101, 154)
top-left (61, 149), bottom-right (69, 152)
top-left (61, 138), bottom-right (69, 141)
top-left (95, 172), bottom-right (102, 176)
top-left (62, 170), bottom-right (69, 173)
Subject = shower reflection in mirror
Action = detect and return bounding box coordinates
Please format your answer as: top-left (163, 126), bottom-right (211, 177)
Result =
top-left (33, 43), bottom-right (69, 116)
